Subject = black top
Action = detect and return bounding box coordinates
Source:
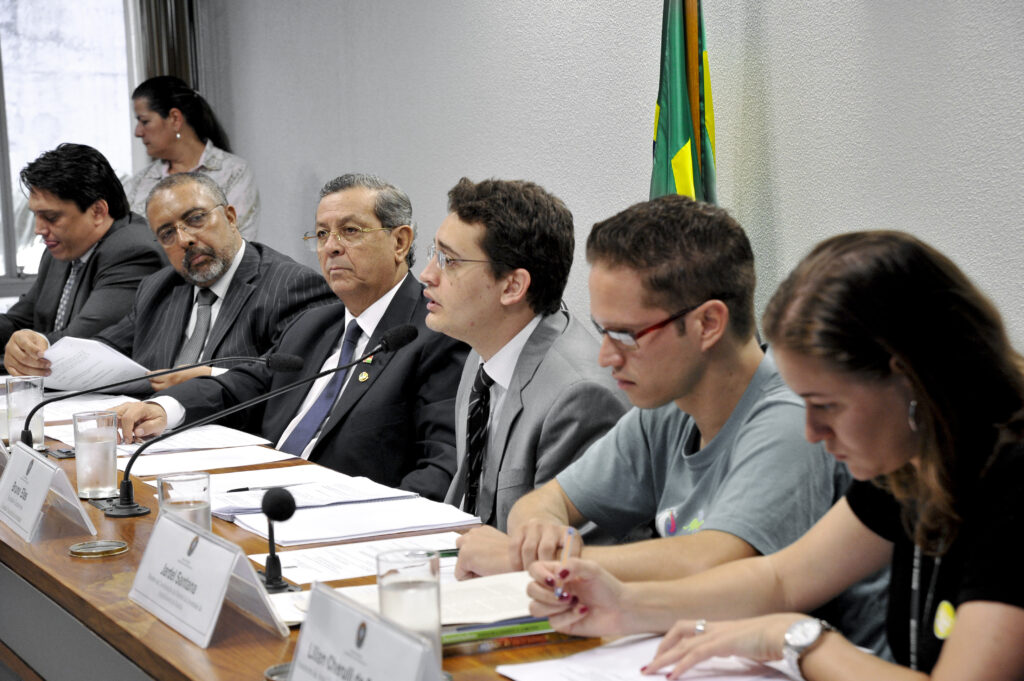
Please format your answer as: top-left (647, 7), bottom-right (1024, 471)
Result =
top-left (847, 443), bottom-right (1024, 672)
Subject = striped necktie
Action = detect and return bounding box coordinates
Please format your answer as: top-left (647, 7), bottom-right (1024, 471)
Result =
top-left (462, 364), bottom-right (494, 515)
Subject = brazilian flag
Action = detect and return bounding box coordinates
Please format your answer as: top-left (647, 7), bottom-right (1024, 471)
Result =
top-left (650, 0), bottom-right (717, 203)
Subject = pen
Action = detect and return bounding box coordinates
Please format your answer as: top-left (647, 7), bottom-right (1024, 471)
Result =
top-left (553, 526), bottom-right (576, 599)
top-left (225, 484), bottom-right (301, 493)
top-left (439, 548), bottom-right (459, 558)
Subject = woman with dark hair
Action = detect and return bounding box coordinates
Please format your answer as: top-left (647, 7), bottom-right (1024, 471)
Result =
top-left (527, 230), bottom-right (1024, 679)
top-left (123, 75), bottom-right (260, 237)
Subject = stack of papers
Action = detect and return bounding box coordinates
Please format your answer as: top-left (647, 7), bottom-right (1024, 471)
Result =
top-left (115, 425), bottom-right (271, 455)
top-left (42, 394), bottom-right (139, 424)
top-left (118, 446), bottom-right (293, 477)
top-left (249, 532), bottom-right (462, 583)
top-left (211, 476), bottom-right (415, 521)
top-left (234, 496), bottom-right (478, 546)
top-left (269, 570), bottom-right (534, 627)
top-left (42, 337), bottom-right (149, 392)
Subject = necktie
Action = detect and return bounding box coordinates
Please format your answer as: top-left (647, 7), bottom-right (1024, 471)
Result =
top-left (53, 259), bottom-right (83, 332)
top-left (462, 364), bottom-right (494, 515)
top-left (174, 288), bottom-right (219, 365)
top-left (279, 319), bottom-right (362, 456)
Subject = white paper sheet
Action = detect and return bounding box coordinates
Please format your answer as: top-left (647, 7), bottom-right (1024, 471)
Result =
top-left (43, 394), bottom-right (139, 426)
top-left (115, 424), bottom-right (271, 455)
top-left (234, 496), bottom-right (478, 545)
top-left (117, 446), bottom-right (294, 477)
top-left (496, 634), bottom-right (793, 681)
top-left (269, 568), bottom-right (530, 628)
top-left (211, 476), bottom-right (415, 520)
top-left (43, 337), bottom-right (149, 391)
top-left (250, 532), bottom-right (461, 584)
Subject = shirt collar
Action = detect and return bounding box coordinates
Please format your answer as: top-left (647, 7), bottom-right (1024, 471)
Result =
top-left (481, 314), bottom-right (543, 390)
top-left (343, 274), bottom-right (408, 339)
top-left (192, 240), bottom-right (246, 302)
top-left (159, 139), bottom-right (222, 177)
top-left (75, 243), bottom-right (99, 266)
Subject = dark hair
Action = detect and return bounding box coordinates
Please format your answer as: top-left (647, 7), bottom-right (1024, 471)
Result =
top-left (586, 194), bottom-right (756, 339)
top-left (319, 173), bottom-right (415, 268)
top-left (20, 143), bottom-right (129, 219)
top-left (446, 177), bottom-right (573, 316)
top-left (146, 171), bottom-right (228, 213)
top-left (762, 230), bottom-right (1024, 551)
top-left (132, 76), bottom-right (231, 152)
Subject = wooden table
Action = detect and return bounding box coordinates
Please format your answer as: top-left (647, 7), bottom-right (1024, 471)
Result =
top-left (0, 452), bottom-right (600, 681)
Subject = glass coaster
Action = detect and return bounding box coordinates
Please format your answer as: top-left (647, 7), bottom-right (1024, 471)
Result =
top-left (69, 540), bottom-right (129, 558)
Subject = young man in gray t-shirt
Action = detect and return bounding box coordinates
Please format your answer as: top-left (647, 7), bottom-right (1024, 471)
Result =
top-left (454, 195), bottom-right (888, 654)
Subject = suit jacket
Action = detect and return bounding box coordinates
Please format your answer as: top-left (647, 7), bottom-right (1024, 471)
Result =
top-left (160, 273), bottom-right (469, 501)
top-left (0, 212), bottom-right (164, 350)
top-left (445, 310), bottom-right (630, 530)
top-left (94, 241), bottom-right (334, 377)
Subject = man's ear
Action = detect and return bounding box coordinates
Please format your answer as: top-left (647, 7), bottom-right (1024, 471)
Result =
top-left (391, 225), bottom-right (414, 265)
top-left (693, 299), bottom-right (729, 351)
top-left (499, 268), bottom-right (531, 307)
top-left (89, 199), bottom-right (110, 224)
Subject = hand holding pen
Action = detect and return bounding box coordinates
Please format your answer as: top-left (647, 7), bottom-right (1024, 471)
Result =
top-left (553, 527), bottom-right (577, 599)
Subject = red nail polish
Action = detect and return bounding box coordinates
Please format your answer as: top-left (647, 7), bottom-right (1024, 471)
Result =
top-left (544, 576), bottom-right (555, 587)
top-left (558, 591), bottom-right (569, 601)
top-left (570, 595), bottom-right (579, 605)
top-left (640, 666), bottom-right (647, 672)
top-left (559, 569), bottom-right (570, 579)
top-left (579, 605), bottom-right (589, 614)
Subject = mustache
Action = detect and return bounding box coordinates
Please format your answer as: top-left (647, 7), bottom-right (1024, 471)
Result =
top-left (183, 245), bottom-right (216, 267)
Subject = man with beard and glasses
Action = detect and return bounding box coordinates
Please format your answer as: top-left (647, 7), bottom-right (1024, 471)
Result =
top-left (5, 172), bottom-right (333, 392)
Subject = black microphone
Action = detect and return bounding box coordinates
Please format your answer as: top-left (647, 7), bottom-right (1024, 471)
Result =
top-left (260, 487), bottom-right (298, 593)
top-left (105, 324), bottom-right (418, 517)
top-left (21, 352), bottom-right (305, 449)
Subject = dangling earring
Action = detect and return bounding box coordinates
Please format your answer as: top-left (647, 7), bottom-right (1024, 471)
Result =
top-left (175, 132), bottom-right (181, 140)
top-left (908, 400), bottom-right (919, 433)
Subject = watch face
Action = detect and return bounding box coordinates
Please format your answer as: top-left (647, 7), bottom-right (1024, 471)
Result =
top-left (786, 618), bottom-right (823, 649)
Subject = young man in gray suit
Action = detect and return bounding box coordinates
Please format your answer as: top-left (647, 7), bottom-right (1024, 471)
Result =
top-left (1, 143), bottom-right (164, 371)
top-left (5, 173), bottom-right (334, 392)
top-left (420, 178), bottom-right (628, 532)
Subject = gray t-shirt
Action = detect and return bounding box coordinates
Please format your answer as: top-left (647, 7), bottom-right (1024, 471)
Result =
top-left (557, 351), bottom-right (890, 655)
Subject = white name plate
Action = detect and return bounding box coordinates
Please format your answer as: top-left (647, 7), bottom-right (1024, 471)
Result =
top-left (290, 582), bottom-right (440, 681)
top-left (0, 442), bottom-right (96, 542)
top-left (129, 512), bottom-right (287, 648)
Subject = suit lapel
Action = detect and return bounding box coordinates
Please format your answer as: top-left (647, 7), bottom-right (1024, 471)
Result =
top-left (444, 352), bottom-right (479, 506)
top-left (158, 283), bottom-right (196, 367)
top-left (315, 275), bottom-right (419, 446)
top-left (201, 243), bottom-right (258, 360)
top-left (476, 312), bottom-right (567, 523)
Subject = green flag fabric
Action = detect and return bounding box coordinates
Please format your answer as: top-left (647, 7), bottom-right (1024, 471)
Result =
top-left (650, 0), bottom-right (717, 203)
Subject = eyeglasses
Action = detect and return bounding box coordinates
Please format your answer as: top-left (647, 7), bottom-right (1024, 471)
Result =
top-left (154, 204), bottom-right (225, 246)
top-left (426, 242), bottom-right (490, 271)
top-left (591, 304), bottom-right (701, 349)
top-left (302, 225), bottom-right (390, 250)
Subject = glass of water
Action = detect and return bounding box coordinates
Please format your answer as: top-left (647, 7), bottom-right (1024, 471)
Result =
top-left (157, 471), bottom-right (212, 532)
top-left (73, 411), bottom-right (118, 499)
top-left (6, 376), bottom-right (44, 449)
top-left (377, 549), bottom-right (442, 671)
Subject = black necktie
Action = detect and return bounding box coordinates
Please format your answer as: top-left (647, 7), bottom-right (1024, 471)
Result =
top-left (53, 259), bottom-right (83, 331)
top-left (463, 364), bottom-right (494, 515)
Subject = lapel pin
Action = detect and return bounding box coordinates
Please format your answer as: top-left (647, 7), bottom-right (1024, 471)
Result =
top-left (363, 355), bottom-right (374, 364)
top-left (358, 371), bottom-right (370, 383)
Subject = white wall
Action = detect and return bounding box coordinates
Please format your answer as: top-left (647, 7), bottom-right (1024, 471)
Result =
top-left (199, 0), bottom-right (1024, 347)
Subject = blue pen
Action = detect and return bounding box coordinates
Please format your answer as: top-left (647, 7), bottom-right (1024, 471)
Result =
top-left (553, 527), bottom-right (576, 599)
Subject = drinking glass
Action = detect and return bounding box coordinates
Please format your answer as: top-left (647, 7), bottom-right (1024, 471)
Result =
top-left (6, 376), bottom-right (44, 450)
top-left (73, 411), bottom-right (118, 499)
top-left (377, 549), bottom-right (442, 671)
top-left (157, 471), bottom-right (212, 532)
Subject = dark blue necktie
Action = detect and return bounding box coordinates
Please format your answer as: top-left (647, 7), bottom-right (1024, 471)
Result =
top-left (462, 364), bottom-right (494, 514)
top-left (279, 319), bottom-right (361, 456)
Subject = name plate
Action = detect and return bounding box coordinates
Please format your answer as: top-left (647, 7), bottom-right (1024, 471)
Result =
top-left (129, 512), bottom-right (288, 648)
top-left (290, 582), bottom-right (439, 681)
top-left (0, 442), bottom-right (96, 542)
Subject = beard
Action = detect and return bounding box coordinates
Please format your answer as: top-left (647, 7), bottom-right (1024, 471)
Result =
top-left (182, 245), bottom-right (228, 285)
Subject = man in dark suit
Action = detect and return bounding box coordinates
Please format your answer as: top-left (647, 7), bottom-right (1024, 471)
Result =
top-left (420, 178), bottom-right (627, 531)
top-left (1, 143), bottom-right (164, 371)
top-left (117, 174), bottom-right (468, 500)
top-left (4, 172), bottom-right (335, 391)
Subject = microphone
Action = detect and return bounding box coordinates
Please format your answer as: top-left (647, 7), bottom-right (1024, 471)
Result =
top-left (105, 324), bottom-right (418, 517)
top-left (22, 352), bottom-right (305, 448)
top-left (260, 487), bottom-right (298, 593)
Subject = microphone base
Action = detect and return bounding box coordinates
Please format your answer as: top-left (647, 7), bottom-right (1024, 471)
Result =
top-left (102, 500), bottom-right (152, 518)
top-left (258, 571), bottom-right (300, 593)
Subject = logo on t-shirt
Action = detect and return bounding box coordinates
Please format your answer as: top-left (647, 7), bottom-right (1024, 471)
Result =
top-left (933, 600), bottom-right (956, 640)
top-left (657, 508), bottom-right (705, 536)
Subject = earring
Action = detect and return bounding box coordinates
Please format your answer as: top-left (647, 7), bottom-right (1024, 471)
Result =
top-left (908, 400), bottom-right (919, 433)
top-left (175, 132), bottom-right (181, 140)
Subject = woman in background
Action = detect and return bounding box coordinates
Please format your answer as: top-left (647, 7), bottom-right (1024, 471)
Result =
top-left (528, 231), bottom-right (1024, 680)
top-left (124, 75), bottom-right (260, 237)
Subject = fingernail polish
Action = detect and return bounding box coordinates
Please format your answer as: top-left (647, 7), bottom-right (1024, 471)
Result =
top-left (579, 606), bottom-right (589, 615)
top-left (559, 569), bottom-right (570, 579)
top-left (570, 595), bottom-right (579, 605)
top-left (640, 666), bottom-right (647, 672)
top-left (544, 576), bottom-right (555, 587)
top-left (558, 591), bottom-right (569, 601)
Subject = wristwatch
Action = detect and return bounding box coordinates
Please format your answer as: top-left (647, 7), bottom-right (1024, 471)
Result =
top-left (782, 618), bottom-right (836, 677)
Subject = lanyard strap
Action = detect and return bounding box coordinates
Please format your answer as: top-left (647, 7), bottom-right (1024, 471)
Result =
top-left (909, 544), bottom-right (943, 670)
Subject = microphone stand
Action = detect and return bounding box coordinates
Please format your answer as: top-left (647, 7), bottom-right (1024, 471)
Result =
top-left (21, 354), bottom-right (291, 450)
top-left (104, 341), bottom-right (391, 518)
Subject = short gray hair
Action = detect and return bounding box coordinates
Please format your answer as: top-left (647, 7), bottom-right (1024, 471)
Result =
top-left (319, 173), bottom-right (415, 268)
top-left (146, 171), bottom-right (228, 213)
